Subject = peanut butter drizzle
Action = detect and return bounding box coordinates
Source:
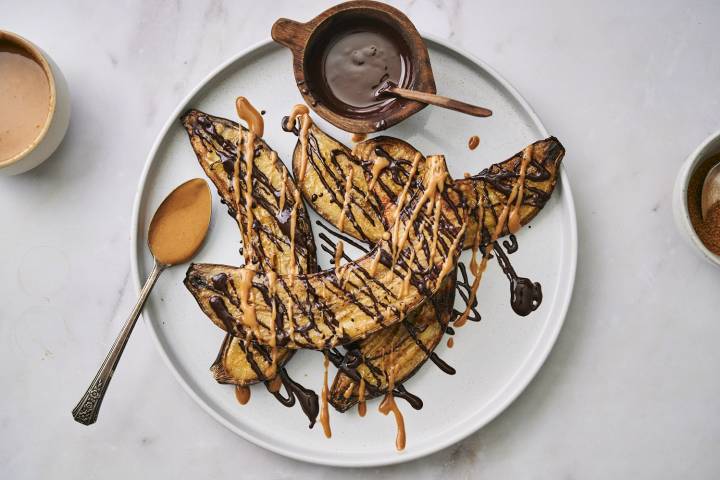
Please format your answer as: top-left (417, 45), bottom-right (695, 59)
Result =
top-left (266, 267), bottom-right (278, 376)
top-left (236, 97), bottom-right (265, 246)
top-left (334, 240), bottom-right (345, 281)
top-left (288, 189), bottom-right (301, 285)
top-left (400, 249), bottom-right (416, 298)
top-left (378, 369), bottom-right (406, 451)
top-left (285, 104), bottom-right (309, 131)
top-left (455, 145), bottom-right (533, 328)
top-left (320, 353), bottom-right (332, 438)
top-left (447, 337), bottom-right (454, 348)
top-left (232, 132), bottom-right (247, 249)
top-left (508, 145), bottom-right (533, 234)
top-left (436, 224), bottom-right (466, 289)
top-left (286, 104), bottom-right (313, 182)
top-left (235, 96), bottom-right (264, 137)
top-left (366, 154), bottom-right (390, 195)
top-left (343, 383), bottom-right (355, 399)
top-left (235, 385), bottom-right (251, 405)
top-left (395, 156), bottom-right (447, 258)
top-left (338, 169), bottom-right (355, 232)
top-left (278, 169), bottom-right (288, 212)
top-left (287, 302), bottom-right (294, 342)
top-left (428, 195), bottom-right (442, 260)
top-left (266, 374), bottom-right (283, 393)
top-left (357, 377), bottom-right (367, 417)
top-left (390, 153), bottom-right (422, 256)
top-left (351, 132), bottom-right (367, 143)
top-left (237, 265), bottom-right (259, 336)
top-left (469, 203), bottom-right (484, 277)
top-left (369, 248), bottom-right (382, 276)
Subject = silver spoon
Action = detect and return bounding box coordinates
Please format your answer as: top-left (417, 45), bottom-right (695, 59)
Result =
top-left (701, 161), bottom-right (720, 220)
top-left (72, 178), bottom-right (212, 425)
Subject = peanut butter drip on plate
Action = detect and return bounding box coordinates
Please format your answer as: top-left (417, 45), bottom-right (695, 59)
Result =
top-left (338, 169), bottom-right (355, 232)
top-left (286, 104), bottom-right (312, 181)
top-left (320, 352), bottom-right (332, 438)
top-left (357, 377), bottom-right (367, 417)
top-left (378, 369), bottom-right (406, 451)
top-left (447, 337), bottom-right (454, 348)
top-left (235, 385), bottom-right (251, 405)
top-left (468, 135), bottom-right (480, 150)
top-left (455, 145), bottom-right (534, 327)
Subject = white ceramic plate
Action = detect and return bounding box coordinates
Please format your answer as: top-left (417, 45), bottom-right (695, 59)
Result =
top-left (131, 36), bottom-right (577, 467)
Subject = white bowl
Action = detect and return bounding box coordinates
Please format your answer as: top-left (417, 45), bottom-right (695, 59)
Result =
top-left (0, 31), bottom-right (70, 176)
top-left (672, 129), bottom-right (720, 268)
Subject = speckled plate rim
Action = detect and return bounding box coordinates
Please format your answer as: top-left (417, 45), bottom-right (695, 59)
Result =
top-left (130, 34), bottom-right (577, 467)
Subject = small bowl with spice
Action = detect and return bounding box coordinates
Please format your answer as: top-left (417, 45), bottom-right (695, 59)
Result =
top-left (673, 129), bottom-right (720, 268)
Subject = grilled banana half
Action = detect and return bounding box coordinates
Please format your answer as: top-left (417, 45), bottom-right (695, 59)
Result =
top-left (295, 123), bottom-right (563, 248)
top-left (181, 110), bottom-right (317, 273)
top-left (329, 274), bottom-right (456, 412)
top-left (459, 137), bottom-right (564, 249)
top-left (286, 126), bottom-right (456, 410)
top-left (286, 121), bottom-right (564, 410)
top-left (185, 154), bottom-right (467, 350)
top-left (181, 109), bottom-right (318, 385)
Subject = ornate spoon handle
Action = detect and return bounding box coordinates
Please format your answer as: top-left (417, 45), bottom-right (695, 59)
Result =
top-left (72, 261), bottom-right (166, 425)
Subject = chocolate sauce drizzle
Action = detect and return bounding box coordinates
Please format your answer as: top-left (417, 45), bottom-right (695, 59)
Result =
top-left (492, 243), bottom-right (542, 316)
top-left (327, 347), bottom-right (425, 410)
top-left (266, 367), bottom-right (320, 428)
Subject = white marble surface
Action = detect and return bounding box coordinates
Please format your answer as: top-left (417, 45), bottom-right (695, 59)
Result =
top-left (2, 0), bottom-right (719, 478)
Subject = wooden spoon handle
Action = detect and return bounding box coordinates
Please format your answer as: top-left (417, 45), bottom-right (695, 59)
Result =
top-left (382, 84), bottom-right (492, 117)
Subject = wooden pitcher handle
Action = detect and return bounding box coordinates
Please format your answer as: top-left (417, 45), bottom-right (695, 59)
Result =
top-left (271, 18), bottom-right (310, 53)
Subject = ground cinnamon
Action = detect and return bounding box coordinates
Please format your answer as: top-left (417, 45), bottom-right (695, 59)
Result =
top-left (687, 154), bottom-right (720, 256)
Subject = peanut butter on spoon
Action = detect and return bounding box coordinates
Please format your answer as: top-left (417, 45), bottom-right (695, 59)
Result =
top-left (149, 178), bottom-right (213, 265)
top-left (72, 178), bottom-right (212, 425)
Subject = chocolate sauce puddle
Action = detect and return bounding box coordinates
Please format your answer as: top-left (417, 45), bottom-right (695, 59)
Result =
top-left (492, 243), bottom-right (542, 316)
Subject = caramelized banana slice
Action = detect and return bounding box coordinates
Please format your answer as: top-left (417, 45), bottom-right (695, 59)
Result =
top-left (294, 124), bottom-right (563, 248)
top-left (181, 109), bottom-right (318, 385)
top-left (181, 109), bottom-right (317, 273)
top-left (459, 137), bottom-right (564, 248)
top-left (329, 274), bottom-right (456, 412)
top-left (287, 123), bottom-right (563, 408)
top-left (291, 123), bottom-right (387, 242)
top-left (185, 156), bottom-right (467, 350)
top-left (211, 334), bottom-right (295, 385)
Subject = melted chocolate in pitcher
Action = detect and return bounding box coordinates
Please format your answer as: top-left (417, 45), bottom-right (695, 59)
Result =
top-left (311, 23), bottom-right (409, 113)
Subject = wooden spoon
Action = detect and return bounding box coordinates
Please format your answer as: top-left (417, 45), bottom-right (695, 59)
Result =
top-left (376, 81), bottom-right (493, 118)
top-left (701, 160), bottom-right (720, 220)
top-left (72, 178), bottom-right (212, 425)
